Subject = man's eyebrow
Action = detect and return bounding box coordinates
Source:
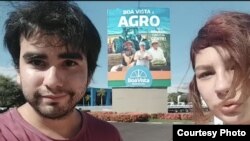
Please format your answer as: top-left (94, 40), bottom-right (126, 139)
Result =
top-left (58, 52), bottom-right (83, 60)
top-left (23, 52), bottom-right (47, 60)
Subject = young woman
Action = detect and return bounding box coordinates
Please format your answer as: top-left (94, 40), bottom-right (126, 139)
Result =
top-left (189, 11), bottom-right (250, 124)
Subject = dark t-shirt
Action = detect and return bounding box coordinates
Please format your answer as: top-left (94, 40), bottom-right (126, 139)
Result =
top-left (0, 108), bottom-right (122, 141)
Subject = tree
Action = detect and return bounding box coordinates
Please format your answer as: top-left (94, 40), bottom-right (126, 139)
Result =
top-left (168, 92), bottom-right (188, 104)
top-left (168, 93), bottom-right (178, 104)
top-left (0, 75), bottom-right (25, 108)
top-left (179, 94), bottom-right (188, 104)
top-left (97, 88), bottom-right (106, 106)
top-left (84, 94), bottom-right (90, 106)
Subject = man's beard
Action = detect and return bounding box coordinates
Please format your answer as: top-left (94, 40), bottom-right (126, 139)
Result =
top-left (25, 88), bottom-right (84, 120)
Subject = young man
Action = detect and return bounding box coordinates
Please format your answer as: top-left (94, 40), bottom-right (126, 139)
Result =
top-left (0, 2), bottom-right (122, 141)
top-left (121, 40), bottom-right (136, 71)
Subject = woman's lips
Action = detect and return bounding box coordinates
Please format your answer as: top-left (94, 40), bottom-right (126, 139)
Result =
top-left (221, 102), bottom-right (242, 115)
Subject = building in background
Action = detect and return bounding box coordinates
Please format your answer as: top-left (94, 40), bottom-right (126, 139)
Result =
top-left (77, 87), bottom-right (113, 107)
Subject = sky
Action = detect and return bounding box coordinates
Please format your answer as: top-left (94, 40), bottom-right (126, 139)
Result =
top-left (1, 1), bottom-right (250, 90)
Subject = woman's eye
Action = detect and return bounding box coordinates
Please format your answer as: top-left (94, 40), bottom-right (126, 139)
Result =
top-left (228, 64), bottom-right (235, 71)
top-left (197, 71), bottom-right (214, 79)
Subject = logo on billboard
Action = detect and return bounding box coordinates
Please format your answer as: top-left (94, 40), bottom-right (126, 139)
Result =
top-left (125, 66), bottom-right (152, 87)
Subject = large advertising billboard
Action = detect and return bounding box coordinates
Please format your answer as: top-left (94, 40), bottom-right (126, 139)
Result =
top-left (108, 8), bottom-right (171, 88)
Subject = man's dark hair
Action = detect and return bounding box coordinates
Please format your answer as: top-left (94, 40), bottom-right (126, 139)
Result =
top-left (4, 1), bottom-right (101, 78)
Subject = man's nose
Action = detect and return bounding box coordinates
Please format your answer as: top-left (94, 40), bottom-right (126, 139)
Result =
top-left (43, 66), bottom-right (63, 89)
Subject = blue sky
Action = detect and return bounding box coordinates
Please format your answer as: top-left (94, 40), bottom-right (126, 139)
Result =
top-left (1, 1), bottom-right (250, 89)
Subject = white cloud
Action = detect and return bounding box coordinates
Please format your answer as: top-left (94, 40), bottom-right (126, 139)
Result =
top-left (167, 83), bottom-right (189, 94)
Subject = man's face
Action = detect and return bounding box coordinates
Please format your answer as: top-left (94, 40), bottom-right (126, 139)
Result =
top-left (125, 43), bottom-right (132, 49)
top-left (18, 35), bottom-right (88, 119)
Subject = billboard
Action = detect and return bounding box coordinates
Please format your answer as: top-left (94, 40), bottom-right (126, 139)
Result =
top-left (107, 8), bottom-right (171, 88)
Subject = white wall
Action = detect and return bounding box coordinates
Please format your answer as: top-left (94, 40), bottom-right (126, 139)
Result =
top-left (112, 88), bottom-right (168, 114)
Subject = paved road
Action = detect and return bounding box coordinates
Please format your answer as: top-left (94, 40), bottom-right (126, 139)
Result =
top-left (111, 122), bottom-right (173, 141)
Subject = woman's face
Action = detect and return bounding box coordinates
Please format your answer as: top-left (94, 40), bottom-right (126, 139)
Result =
top-left (195, 46), bottom-right (250, 124)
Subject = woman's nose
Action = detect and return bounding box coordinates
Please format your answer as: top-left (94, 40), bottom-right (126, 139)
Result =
top-left (215, 72), bottom-right (232, 96)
